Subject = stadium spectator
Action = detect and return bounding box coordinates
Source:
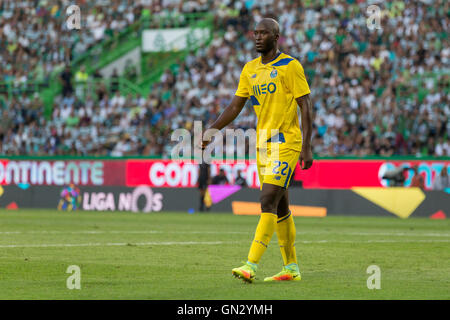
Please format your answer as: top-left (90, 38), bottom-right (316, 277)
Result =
top-left (433, 168), bottom-right (450, 191)
top-left (212, 168), bottom-right (229, 185)
top-left (74, 65), bottom-right (89, 98)
top-left (110, 68), bottom-right (120, 93)
top-left (435, 137), bottom-right (450, 156)
top-left (198, 162), bottom-right (211, 212)
top-left (59, 65), bottom-right (73, 97)
top-left (410, 166), bottom-right (425, 189)
top-left (235, 169), bottom-right (248, 187)
top-left (0, 0), bottom-right (448, 158)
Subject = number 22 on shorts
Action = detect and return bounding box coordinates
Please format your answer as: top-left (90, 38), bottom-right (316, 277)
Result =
top-left (272, 161), bottom-right (289, 175)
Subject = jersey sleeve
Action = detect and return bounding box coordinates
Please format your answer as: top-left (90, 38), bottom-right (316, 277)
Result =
top-left (235, 63), bottom-right (250, 98)
top-left (285, 59), bottom-right (311, 98)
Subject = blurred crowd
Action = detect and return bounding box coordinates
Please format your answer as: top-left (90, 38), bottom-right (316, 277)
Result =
top-left (0, 0), bottom-right (209, 86)
top-left (0, 0), bottom-right (142, 86)
top-left (0, 0), bottom-right (449, 158)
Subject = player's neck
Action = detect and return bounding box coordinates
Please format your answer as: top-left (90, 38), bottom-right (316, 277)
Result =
top-left (260, 48), bottom-right (280, 65)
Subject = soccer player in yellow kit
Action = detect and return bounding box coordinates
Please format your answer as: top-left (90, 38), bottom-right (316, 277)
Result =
top-left (202, 18), bottom-right (313, 283)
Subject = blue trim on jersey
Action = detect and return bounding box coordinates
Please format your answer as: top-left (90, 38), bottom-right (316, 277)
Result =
top-left (266, 132), bottom-right (285, 143)
top-left (272, 58), bottom-right (294, 66)
top-left (261, 52), bottom-right (282, 65)
top-left (250, 95), bottom-right (260, 106)
top-left (284, 167), bottom-right (292, 188)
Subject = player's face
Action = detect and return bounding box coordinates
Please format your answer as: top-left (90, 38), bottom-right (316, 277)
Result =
top-left (254, 25), bottom-right (277, 53)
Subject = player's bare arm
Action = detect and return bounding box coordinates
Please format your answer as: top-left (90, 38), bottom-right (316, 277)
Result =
top-left (296, 94), bottom-right (313, 170)
top-left (201, 95), bottom-right (248, 149)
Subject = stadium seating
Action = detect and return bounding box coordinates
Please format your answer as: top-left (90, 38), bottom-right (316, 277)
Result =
top-left (0, 0), bottom-right (448, 157)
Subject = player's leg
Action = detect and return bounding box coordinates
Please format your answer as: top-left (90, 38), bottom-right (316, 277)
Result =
top-left (264, 190), bottom-right (301, 281)
top-left (232, 183), bottom-right (285, 283)
top-left (276, 190), bottom-right (289, 217)
top-left (247, 183), bottom-right (286, 263)
top-left (276, 190), bottom-right (298, 266)
top-left (265, 147), bottom-right (302, 281)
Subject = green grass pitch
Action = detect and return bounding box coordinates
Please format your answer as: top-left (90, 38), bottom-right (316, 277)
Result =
top-left (0, 209), bottom-right (449, 300)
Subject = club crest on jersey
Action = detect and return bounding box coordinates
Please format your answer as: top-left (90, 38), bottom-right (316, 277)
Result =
top-left (270, 69), bottom-right (278, 78)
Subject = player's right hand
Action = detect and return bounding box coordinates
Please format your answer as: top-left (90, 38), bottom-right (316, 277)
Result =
top-left (300, 145), bottom-right (313, 170)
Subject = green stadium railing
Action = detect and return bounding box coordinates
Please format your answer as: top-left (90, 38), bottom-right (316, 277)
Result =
top-left (68, 18), bottom-right (214, 101)
top-left (70, 77), bottom-right (147, 102)
top-left (138, 16), bottom-right (215, 95)
top-left (71, 12), bottom-right (212, 75)
top-left (68, 12), bottom-right (214, 111)
top-left (0, 12), bottom-right (213, 118)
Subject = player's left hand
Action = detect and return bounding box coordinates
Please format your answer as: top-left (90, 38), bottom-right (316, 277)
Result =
top-left (300, 146), bottom-right (313, 170)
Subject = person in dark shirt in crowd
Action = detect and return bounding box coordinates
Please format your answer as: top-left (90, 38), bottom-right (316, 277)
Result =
top-left (234, 169), bottom-right (247, 187)
top-left (198, 162), bottom-right (211, 212)
top-left (212, 168), bottom-right (229, 185)
top-left (111, 68), bottom-right (119, 93)
top-left (60, 65), bottom-right (73, 97)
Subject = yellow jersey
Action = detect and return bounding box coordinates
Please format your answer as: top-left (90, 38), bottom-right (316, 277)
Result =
top-left (235, 52), bottom-right (310, 151)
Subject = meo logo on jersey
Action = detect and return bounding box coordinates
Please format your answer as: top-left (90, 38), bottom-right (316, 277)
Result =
top-left (252, 82), bottom-right (277, 96)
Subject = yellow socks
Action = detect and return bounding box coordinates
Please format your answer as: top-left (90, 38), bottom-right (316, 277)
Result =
top-left (247, 212), bottom-right (277, 264)
top-left (276, 211), bottom-right (297, 265)
top-left (246, 211), bottom-right (298, 268)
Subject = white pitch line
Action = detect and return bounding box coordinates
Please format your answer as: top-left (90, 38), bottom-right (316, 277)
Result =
top-left (0, 230), bottom-right (163, 235)
top-left (311, 231), bottom-right (450, 238)
top-left (297, 239), bottom-right (450, 244)
top-left (0, 230), bottom-right (246, 235)
top-left (0, 241), bottom-right (235, 248)
top-left (0, 239), bottom-right (449, 249)
top-left (0, 230), bottom-right (449, 237)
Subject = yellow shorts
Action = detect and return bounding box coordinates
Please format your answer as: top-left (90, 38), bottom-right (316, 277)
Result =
top-left (256, 145), bottom-right (300, 190)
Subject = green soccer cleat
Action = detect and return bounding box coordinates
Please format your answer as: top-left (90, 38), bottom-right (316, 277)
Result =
top-left (232, 262), bottom-right (256, 283)
top-left (264, 265), bottom-right (301, 282)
